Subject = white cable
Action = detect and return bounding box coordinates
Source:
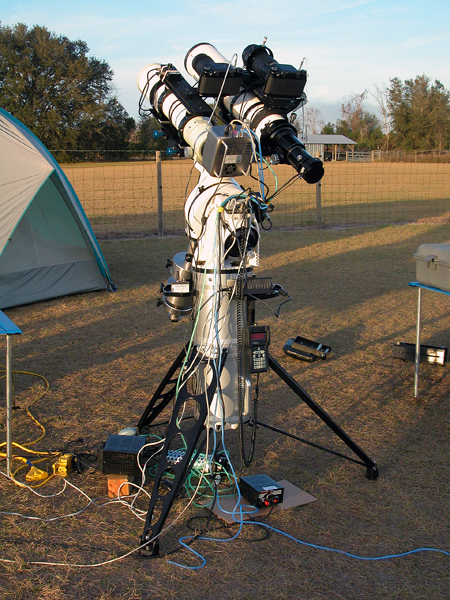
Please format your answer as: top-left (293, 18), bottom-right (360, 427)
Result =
top-left (207, 53), bottom-right (238, 126)
top-left (0, 468), bottom-right (68, 498)
top-left (0, 438), bottom-right (215, 569)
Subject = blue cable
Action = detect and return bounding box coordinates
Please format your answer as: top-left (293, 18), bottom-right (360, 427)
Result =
top-left (241, 520), bottom-right (450, 561)
top-left (168, 508), bottom-right (450, 569)
top-left (166, 508), bottom-right (245, 570)
top-left (166, 536), bottom-right (206, 570)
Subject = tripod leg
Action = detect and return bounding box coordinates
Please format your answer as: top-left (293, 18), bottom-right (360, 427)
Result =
top-left (268, 354), bottom-right (378, 480)
top-left (139, 355), bottom-right (221, 557)
top-left (137, 347), bottom-right (187, 432)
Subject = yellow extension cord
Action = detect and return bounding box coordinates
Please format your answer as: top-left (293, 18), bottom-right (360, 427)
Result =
top-left (0, 365), bottom-right (60, 488)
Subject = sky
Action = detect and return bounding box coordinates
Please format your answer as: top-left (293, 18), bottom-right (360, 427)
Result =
top-left (1, 0), bottom-right (450, 125)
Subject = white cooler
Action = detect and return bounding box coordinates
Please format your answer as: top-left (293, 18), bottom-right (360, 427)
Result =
top-left (414, 243), bottom-right (450, 292)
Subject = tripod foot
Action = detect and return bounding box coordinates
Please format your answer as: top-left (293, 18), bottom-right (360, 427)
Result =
top-left (365, 464), bottom-right (379, 481)
top-left (139, 536), bottom-right (160, 558)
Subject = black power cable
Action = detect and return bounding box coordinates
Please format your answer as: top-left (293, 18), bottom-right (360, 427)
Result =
top-left (236, 208), bottom-right (258, 468)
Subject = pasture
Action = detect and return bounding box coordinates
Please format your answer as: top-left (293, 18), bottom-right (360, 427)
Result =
top-left (1, 161), bottom-right (450, 599)
top-left (62, 160), bottom-right (450, 237)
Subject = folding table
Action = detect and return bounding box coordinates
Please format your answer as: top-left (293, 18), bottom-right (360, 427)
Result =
top-left (0, 311), bottom-right (22, 476)
top-left (409, 281), bottom-right (450, 398)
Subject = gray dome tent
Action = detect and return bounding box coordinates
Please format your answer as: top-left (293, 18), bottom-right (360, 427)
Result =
top-left (0, 108), bottom-right (114, 309)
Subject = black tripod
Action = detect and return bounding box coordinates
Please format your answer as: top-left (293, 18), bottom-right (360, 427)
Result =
top-left (136, 341), bottom-right (378, 557)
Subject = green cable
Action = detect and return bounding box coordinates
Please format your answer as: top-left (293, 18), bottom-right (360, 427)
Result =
top-left (262, 156), bottom-right (278, 196)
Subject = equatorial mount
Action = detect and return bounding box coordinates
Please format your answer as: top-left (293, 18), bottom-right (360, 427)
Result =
top-left (135, 40), bottom-right (377, 557)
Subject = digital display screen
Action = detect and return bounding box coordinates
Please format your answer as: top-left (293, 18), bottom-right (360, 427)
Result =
top-left (250, 332), bottom-right (266, 341)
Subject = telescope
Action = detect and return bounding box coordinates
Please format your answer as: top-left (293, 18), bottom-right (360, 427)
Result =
top-left (137, 41), bottom-right (323, 430)
top-left (138, 42), bottom-right (324, 183)
top-left (135, 42), bottom-right (376, 558)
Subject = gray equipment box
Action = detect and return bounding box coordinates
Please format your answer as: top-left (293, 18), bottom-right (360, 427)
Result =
top-left (414, 244), bottom-right (450, 292)
top-left (201, 125), bottom-right (252, 178)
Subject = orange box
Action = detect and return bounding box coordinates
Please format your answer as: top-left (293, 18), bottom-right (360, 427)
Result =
top-left (107, 474), bottom-right (133, 498)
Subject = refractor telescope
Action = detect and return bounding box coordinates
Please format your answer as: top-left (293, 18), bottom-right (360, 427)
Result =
top-left (138, 42), bottom-right (324, 184)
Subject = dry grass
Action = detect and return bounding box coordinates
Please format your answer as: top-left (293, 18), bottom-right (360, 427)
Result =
top-left (61, 161), bottom-right (450, 237)
top-left (1, 223), bottom-right (450, 599)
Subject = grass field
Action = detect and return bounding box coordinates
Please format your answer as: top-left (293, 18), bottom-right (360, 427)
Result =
top-left (1, 222), bottom-right (450, 599)
top-left (62, 160), bottom-right (450, 238)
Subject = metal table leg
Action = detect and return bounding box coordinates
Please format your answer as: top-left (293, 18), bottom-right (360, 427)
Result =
top-left (414, 287), bottom-right (422, 398)
top-left (6, 335), bottom-right (13, 476)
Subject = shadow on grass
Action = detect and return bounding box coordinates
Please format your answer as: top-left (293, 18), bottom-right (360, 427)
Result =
top-left (2, 223), bottom-right (450, 599)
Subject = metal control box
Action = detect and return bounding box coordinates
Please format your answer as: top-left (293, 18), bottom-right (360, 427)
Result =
top-left (415, 244), bottom-right (450, 292)
top-left (201, 125), bottom-right (252, 177)
top-left (99, 434), bottom-right (147, 477)
top-left (239, 474), bottom-right (284, 508)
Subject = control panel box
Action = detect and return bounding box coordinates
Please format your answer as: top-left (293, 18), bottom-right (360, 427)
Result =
top-left (202, 125), bottom-right (253, 177)
top-left (239, 474), bottom-right (284, 508)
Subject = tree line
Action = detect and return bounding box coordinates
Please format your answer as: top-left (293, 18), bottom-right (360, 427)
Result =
top-left (315, 78), bottom-right (450, 153)
top-left (1, 23), bottom-right (449, 160)
top-left (0, 23), bottom-right (166, 161)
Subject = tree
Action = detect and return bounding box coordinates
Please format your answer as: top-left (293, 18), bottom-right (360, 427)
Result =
top-left (337, 91), bottom-right (384, 149)
top-left (307, 107), bottom-right (325, 135)
top-left (387, 75), bottom-right (450, 151)
top-left (0, 23), bottom-right (135, 156)
top-left (430, 80), bottom-right (450, 151)
top-left (77, 98), bottom-right (136, 160)
top-left (291, 107), bottom-right (324, 138)
top-left (372, 84), bottom-right (393, 150)
top-left (131, 114), bottom-right (169, 158)
top-left (321, 122), bottom-right (336, 134)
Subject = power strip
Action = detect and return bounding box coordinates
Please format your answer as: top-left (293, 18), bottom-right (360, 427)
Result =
top-left (166, 449), bottom-right (208, 471)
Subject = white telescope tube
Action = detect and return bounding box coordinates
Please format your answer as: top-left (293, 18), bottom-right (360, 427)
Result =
top-left (185, 45), bottom-right (287, 140)
top-left (137, 63), bottom-right (210, 162)
top-left (184, 43), bottom-right (230, 81)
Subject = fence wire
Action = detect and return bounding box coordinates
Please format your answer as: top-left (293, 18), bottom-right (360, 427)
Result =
top-left (61, 157), bottom-right (450, 239)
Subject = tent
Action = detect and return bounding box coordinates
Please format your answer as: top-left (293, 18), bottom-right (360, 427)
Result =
top-left (0, 108), bottom-right (114, 309)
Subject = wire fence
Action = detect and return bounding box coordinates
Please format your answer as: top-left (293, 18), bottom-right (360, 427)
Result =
top-left (61, 154), bottom-right (450, 239)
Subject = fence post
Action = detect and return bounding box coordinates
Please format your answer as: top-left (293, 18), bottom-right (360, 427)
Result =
top-left (156, 151), bottom-right (164, 237)
top-left (316, 180), bottom-right (322, 229)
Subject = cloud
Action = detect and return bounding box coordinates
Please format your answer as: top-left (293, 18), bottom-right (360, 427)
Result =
top-left (315, 0), bottom-right (376, 15)
top-left (393, 31), bottom-right (450, 50)
top-left (90, 27), bottom-right (134, 51)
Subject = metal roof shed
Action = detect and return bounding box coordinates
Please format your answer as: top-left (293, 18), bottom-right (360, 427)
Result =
top-left (302, 134), bottom-right (356, 161)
